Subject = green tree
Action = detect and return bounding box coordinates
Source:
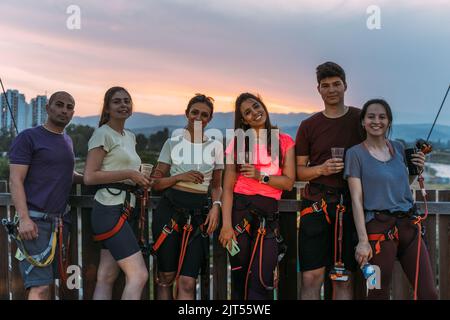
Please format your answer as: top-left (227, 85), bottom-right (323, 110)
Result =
top-left (66, 124), bottom-right (95, 158)
top-left (136, 133), bottom-right (148, 153)
top-left (136, 128), bottom-right (169, 165)
top-left (0, 157), bottom-right (9, 181)
top-left (0, 128), bottom-right (14, 152)
top-left (148, 128), bottom-right (169, 152)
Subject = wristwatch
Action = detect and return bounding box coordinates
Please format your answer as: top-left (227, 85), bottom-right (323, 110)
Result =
top-left (260, 172), bottom-right (270, 184)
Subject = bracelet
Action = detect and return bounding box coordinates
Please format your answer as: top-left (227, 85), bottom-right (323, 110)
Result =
top-left (212, 200), bottom-right (222, 208)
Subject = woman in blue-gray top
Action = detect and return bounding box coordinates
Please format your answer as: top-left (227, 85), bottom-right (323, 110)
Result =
top-left (344, 99), bottom-right (437, 300)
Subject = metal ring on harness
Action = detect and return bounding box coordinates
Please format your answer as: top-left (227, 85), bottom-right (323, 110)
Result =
top-left (368, 224), bottom-right (399, 255)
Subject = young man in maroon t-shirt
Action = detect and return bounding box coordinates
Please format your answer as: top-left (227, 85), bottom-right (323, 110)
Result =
top-left (295, 62), bottom-right (364, 300)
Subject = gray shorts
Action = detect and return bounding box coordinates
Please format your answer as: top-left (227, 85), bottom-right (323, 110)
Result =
top-left (18, 216), bottom-right (70, 290)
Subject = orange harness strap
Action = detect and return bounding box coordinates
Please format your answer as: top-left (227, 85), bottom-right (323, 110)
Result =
top-left (413, 174), bottom-right (429, 301)
top-left (174, 217), bottom-right (193, 297)
top-left (92, 206), bottom-right (132, 242)
top-left (151, 219), bottom-right (180, 254)
top-left (244, 222), bottom-right (266, 300)
top-left (57, 217), bottom-right (70, 292)
top-left (300, 199), bottom-right (331, 224)
top-left (368, 226), bottom-right (399, 255)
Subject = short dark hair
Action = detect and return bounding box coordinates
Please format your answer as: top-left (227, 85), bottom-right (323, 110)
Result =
top-left (316, 62), bottom-right (346, 87)
top-left (360, 98), bottom-right (393, 138)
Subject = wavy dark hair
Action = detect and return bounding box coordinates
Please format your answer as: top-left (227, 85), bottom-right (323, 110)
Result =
top-left (234, 93), bottom-right (282, 165)
top-left (360, 98), bottom-right (393, 138)
top-left (98, 86), bottom-right (133, 127)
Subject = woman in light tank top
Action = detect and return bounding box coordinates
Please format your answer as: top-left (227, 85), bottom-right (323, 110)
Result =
top-left (345, 99), bottom-right (437, 300)
top-left (150, 94), bottom-right (223, 300)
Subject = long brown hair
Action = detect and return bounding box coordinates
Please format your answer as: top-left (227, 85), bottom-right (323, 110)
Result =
top-left (234, 92), bottom-right (282, 165)
top-left (98, 86), bottom-right (133, 127)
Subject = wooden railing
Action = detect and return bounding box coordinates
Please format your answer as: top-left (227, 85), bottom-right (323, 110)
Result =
top-left (1, 184), bottom-right (449, 300)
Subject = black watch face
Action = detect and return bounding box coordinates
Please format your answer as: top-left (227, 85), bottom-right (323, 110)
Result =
top-left (263, 175), bottom-right (270, 183)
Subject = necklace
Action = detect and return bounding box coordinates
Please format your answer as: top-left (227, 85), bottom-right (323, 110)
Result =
top-left (43, 124), bottom-right (64, 135)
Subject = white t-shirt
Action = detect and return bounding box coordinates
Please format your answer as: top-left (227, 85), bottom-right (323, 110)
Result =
top-left (88, 124), bottom-right (141, 206)
top-left (158, 135), bottom-right (224, 192)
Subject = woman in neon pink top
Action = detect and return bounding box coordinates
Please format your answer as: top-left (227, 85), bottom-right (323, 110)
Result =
top-left (219, 92), bottom-right (296, 300)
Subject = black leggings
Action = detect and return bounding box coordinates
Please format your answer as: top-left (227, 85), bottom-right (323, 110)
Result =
top-left (366, 213), bottom-right (438, 300)
top-left (230, 193), bottom-right (280, 300)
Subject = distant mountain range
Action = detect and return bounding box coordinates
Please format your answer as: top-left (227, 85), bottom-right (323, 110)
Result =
top-left (71, 112), bottom-right (311, 129)
top-left (72, 112), bottom-right (450, 143)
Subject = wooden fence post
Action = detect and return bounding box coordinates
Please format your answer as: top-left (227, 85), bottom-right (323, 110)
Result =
top-left (278, 187), bottom-right (299, 299)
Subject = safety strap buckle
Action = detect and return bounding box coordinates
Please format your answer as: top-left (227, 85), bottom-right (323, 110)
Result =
top-left (234, 218), bottom-right (249, 235)
top-left (387, 227), bottom-right (398, 241)
top-left (234, 224), bottom-right (245, 234)
top-left (162, 224), bottom-right (174, 235)
top-left (311, 202), bottom-right (322, 213)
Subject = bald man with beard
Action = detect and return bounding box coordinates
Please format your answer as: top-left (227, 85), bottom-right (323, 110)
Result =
top-left (8, 91), bottom-right (83, 299)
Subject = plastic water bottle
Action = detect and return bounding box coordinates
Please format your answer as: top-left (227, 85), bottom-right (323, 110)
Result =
top-left (361, 263), bottom-right (375, 278)
top-left (361, 263), bottom-right (377, 287)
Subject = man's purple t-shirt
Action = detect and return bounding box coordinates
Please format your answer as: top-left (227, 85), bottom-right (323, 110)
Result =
top-left (8, 126), bottom-right (75, 216)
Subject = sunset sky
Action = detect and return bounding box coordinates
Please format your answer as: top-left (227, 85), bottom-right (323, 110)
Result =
top-left (1, 0), bottom-right (449, 124)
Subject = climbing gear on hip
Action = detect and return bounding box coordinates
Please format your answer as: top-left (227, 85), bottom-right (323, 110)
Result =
top-left (244, 217), bottom-right (267, 300)
top-left (232, 195), bottom-right (284, 300)
top-left (150, 200), bottom-right (208, 257)
top-left (329, 195), bottom-right (349, 284)
top-left (151, 191), bottom-right (209, 291)
top-left (368, 225), bottom-right (399, 255)
top-left (1, 210), bottom-right (70, 289)
top-left (300, 198), bottom-right (331, 224)
top-left (301, 183), bottom-right (350, 225)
